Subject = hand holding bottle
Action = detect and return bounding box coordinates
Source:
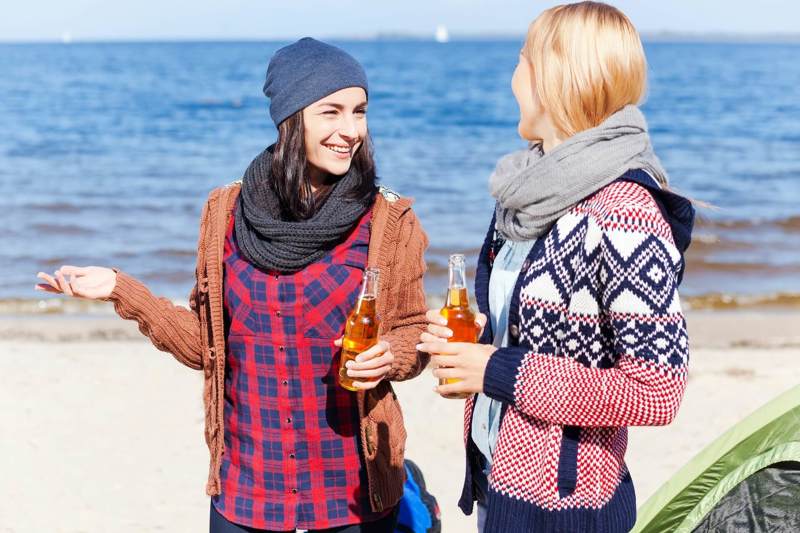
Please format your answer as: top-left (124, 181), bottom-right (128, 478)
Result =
top-left (416, 340), bottom-right (497, 396)
top-left (419, 309), bottom-right (487, 344)
top-left (334, 337), bottom-right (394, 390)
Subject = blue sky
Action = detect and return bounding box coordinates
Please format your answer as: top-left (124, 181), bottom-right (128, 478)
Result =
top-left (3, 0), bottom-right (799, 42)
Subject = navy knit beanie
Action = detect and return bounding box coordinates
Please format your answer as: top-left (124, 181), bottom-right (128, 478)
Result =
top-left (263, 37), bottom-right (369, 127)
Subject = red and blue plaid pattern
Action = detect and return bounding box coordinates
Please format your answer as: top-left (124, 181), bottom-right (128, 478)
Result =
top-left (212, 210), bottom-right (386, 531)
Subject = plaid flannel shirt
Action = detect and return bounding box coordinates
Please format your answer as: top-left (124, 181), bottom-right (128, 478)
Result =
top-left (212, 210), bottom-right (387, 530)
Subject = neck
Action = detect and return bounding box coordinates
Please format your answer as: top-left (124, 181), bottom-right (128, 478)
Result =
top-left (541, 131), bottom-right (564, 153)
top-left (307, 165), bottom-right (328, 192)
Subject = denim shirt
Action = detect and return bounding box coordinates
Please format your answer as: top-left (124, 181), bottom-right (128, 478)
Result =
top-left (471, 238), bottom-right (536, 473)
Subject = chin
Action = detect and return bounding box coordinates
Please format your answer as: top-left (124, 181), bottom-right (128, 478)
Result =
top-left (319, 161), bottom-right (352, 177)
top-left (517, 122), bottom-right (540, 142)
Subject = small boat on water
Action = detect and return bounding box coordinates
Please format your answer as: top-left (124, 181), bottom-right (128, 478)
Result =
top-left (435, 25), bottom-right (449, 43)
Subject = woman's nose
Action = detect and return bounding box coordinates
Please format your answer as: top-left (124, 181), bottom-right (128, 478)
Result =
top-left (338, 114), bottom-right (359, 140)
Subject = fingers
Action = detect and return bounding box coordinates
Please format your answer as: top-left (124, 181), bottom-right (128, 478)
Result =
top-left (55, 270), bottom-right (74, 296)
top-left (59, 265), bottom-right (89, 277)
top-left (425, 309), bottom-right (448, 326)
top-left (419, 331), bottom-right (448, 344)
top-left (354, 341), bottom-right (389, 362)
top-left (348, 351), bottom-right (393, 371)
top-left (434, 382), bottom-right (469, 397)
top-left (431, 366), bottom-right (461, 380)
top-left (34, 283), bottom-right (61, 294)
top-left (36, 272), bottom-right (61, 292)
top-left (346, 363), bottom-right (392, 379)
top-left (416, 341), bottom-right (463, 356)
top-left (333, 337), bottom-right (343, 347)
top-left (426, 323), bottom-right (453, 340)
top-left (476, 313), bottom-right (488, 329)
top-left (429, 354), bottom-right (464, 369)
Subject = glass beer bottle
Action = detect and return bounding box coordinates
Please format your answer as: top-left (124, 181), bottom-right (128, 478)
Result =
top-left (339, 267), bottom-right (381, 391)
top-left (438, 254), bottom-right (478, 400)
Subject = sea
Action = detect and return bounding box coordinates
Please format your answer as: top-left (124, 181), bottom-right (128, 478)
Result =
top-left (1, 39), bottom-right (799, 313)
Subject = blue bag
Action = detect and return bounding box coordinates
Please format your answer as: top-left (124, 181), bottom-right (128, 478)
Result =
top-left (395, 459), bottom-right (441, 533)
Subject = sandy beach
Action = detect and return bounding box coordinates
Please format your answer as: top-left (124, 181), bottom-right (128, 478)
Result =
top-left (1, 309), bottom-right (798, 532)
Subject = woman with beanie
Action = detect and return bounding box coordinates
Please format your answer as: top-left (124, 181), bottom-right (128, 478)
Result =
top-left (417, 3), bottom-right (695, 532)
top-left (36, 38), bottom-right (428, 533)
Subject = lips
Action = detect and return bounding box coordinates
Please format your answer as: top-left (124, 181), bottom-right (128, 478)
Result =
top-left (324, 143), bottom-right (354, 160)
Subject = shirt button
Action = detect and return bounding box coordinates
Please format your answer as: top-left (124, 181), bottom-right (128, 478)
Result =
top-left (278, 346), bottom-right (284, 352)
top-left (289, 453), bottom-right (295, 459)
top-left (286, 417), bottom-right (292, 424)
top-left (291, 488), bottom-right (297, 494)
top-left (282, 380), bottom-right (288, 386)
top-left (276, 310), bottom-right (281, 317)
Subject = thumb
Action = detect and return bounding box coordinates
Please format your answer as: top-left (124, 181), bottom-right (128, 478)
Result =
top-left (60, 265), bottom-right (89, 277)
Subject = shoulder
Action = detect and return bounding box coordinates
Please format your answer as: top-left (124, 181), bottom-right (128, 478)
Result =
top-left (373, 184), bottom-right (415, 219)
top-left (372, 185), bottom-right (428, 247)
top-left (205, 180), bottom-right (242, 210)
top-left (377, 184), bottom-right (401, 203)
top-left (573, 180), bottom-right (672, 239)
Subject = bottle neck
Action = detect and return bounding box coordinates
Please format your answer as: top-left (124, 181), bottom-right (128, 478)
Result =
top-left (356, 268), bottom-right (379, 312)
top-left (447, 257), bottom-right (470, 308)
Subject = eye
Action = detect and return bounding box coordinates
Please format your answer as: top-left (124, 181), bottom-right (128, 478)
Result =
top-left (322, 110), bottom-right (338, 116)
top-left (355, 108), bottom-right (367, 115)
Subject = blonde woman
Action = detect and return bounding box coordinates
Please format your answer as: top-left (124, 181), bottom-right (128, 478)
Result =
top-left (418, 3), bottom-right (695, 531)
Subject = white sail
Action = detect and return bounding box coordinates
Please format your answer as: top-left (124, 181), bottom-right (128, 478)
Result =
top-left (435, 25), bottom-right (449, 43)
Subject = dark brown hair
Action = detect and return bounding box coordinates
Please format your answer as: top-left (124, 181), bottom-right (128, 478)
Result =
top-left (270, 110), bottom-right (378, 221)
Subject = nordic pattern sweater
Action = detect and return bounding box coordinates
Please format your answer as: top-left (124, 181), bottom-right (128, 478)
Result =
top-left (460, 171), bottom-right (695, 532)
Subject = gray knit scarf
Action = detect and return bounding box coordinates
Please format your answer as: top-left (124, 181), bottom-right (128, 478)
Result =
top-left (234, 147), bottom-right (372, 273)
top-left (490, 105), bottom-right (669, 242)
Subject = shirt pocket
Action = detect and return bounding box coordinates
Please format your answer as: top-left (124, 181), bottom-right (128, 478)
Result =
top-left (302, 260), bottom-right (363, 339)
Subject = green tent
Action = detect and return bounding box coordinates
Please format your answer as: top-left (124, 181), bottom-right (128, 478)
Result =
top-left (633, 385), bottom-right (800, 532)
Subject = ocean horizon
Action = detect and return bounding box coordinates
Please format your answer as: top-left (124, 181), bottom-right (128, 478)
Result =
top-left (2, 39), bottom-right (799, 312)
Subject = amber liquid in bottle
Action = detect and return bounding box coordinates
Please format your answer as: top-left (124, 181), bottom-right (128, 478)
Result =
top-left (439, 254), bottom-right (478, 400)
top-left (339, 268), bottom-right (381, 391)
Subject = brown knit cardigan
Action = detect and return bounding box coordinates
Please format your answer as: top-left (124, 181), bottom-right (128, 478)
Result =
top-left (107, 182), bottom-right (429, 513)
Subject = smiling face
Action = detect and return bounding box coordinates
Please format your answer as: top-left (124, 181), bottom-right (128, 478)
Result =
top-left (302, 87), bottom-right (368, 183)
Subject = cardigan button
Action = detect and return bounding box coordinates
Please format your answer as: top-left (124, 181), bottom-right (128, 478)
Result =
top-left (372, 492), bottom-right (383, 509)
top-left (522, 259), bottom-right (531, 271)
top-left (509, 324), bottom-right (520, 339)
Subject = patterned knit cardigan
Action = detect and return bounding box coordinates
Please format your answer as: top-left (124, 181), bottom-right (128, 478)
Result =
top-left (459, 171), bottom-right (695, 532)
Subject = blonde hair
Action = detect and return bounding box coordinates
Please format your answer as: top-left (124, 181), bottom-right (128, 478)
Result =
top-left (523, 1), bottom-right (647, 137)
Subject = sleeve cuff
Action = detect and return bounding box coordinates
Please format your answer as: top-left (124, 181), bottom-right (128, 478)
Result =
top-left (483, 346), bottom-right (528, 404)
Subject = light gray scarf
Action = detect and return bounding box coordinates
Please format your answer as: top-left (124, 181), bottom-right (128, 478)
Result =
top-left (489, 105), bottom-right (669, 242)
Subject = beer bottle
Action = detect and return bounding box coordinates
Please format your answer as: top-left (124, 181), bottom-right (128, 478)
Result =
top-left (339, 267), bottom-right (381, 391)
top-left (438, 254), bottom-right (478, 400)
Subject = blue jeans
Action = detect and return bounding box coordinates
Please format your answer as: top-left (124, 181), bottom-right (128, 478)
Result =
top-left (477, 502), bottom-right (488, 533)
top-left (209, 501), bottom-right (398, 533)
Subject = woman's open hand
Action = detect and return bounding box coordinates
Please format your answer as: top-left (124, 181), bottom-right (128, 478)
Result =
top-left (35, 266), bottom-right (117, 300)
